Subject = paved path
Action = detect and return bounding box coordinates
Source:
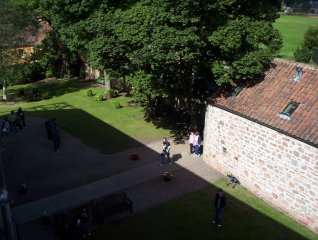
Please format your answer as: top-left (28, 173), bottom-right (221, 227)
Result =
top-left (12, 148), bottom-right (222, 225)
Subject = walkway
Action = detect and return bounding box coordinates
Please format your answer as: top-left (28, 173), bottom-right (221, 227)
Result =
top-left (12, 149), bottom-right (222, 225)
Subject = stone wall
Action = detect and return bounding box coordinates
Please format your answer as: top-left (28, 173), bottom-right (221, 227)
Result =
top-left (203, 106), bottom-right (318, 233)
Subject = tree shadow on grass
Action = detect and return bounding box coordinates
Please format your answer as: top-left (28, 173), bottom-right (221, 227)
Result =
top-left (90, 172), bottom-right (316, 240)
top-left (6, 79), bottom-right (91, 103)
top-left (27, 102), bottom-right (143, 153)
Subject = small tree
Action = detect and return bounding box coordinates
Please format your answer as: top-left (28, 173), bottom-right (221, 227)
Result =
top-left (294, 47), bottom-right (312, 63)
top-left (303, 26), bottom-right (318, 50)
top-left (294, 26), bottom-right (318, 63)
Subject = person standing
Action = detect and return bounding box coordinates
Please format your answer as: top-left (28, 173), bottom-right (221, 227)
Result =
top-left (213, 188), bottom-right (226, 227)
top-left (8, 111), bottom-right (17, 134)
top-left (193, 131), bottom-right (201, 157)
top-left (17, 107), bottom-right (26, 128)
top-left (188, 131), bottom-right (194, 154)
top-left (161, 137), bottom-right (171, 166)
top-left (51, 119), bottom-right (61, 153)
top-left (2, 116), bottom-right (10, 137)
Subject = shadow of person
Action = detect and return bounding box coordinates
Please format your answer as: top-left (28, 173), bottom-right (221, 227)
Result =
top-left (171, 153), bottom-right (182, 162)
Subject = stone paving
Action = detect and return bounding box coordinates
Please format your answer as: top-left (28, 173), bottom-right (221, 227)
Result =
top-left (0, 117), bottom-right (223, 240)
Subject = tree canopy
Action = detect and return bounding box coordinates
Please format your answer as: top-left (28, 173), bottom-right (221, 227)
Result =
top-left (38, 0), bottom-right (282, 125)
top-left (0, 0), bottom-right (37, 99)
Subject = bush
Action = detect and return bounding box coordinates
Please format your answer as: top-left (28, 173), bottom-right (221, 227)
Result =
top-left (96, 77), bottom-right (104, 85)
top-left (108, 89), bottom-right (119, 98)
top-left (112, 101), bottom-right (122, 109)
top-left (86, 89), bottom-right (93, 97)
top-left (96, 94), bottom-right (104, 101)
top-left (42, 92), bottom-right (51, 99)
top-left (294, 47), bottom-right (312, 63)
top-left (6, 63), bottom-right (45, 86)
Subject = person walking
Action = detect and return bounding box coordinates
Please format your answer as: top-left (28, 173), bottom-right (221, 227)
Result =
top-left (188, 131), bottom-right (194, 154)
top-left (161, 137), bottom-right (171, 166)
top-left (193, 131), bottom-right (201, 157)
top-left (17, 107), bottom-right (26, 128)
top-left (212, 188), bottom-right (226, 227)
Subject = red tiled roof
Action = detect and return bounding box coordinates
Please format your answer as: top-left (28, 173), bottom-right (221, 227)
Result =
top-left (14, 20), bottom-right (51, 47)
top-left (215, 59), bottom-right (318, 147)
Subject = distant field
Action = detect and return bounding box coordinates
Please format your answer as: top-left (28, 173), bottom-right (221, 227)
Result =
top-left (273, 15), bottom-right (318, 59)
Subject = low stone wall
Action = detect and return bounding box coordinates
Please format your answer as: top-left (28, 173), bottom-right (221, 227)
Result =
top-left (203, 106), bottom-right (318, 233)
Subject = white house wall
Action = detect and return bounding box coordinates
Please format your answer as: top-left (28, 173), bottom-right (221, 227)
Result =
top-left (203, 105), bottom-right (318, 233)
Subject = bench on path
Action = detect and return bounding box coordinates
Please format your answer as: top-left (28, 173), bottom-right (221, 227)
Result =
top-left (53, 192), bottom-right (133, 237)
top-left (91, 192), bottom-right (133, 224)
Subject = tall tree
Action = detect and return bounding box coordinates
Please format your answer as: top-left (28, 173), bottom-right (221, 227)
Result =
top-left (38, 0), bottom-right (282, 128)
top-left (0, 0), bottom-right (37, 100)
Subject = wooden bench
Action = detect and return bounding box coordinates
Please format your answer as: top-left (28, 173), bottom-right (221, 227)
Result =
top-left (54, 192), bottom-right (133, 236)
top-left (91, 192), bottom-right (133, 224)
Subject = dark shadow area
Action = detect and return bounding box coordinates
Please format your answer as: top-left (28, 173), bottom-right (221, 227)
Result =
top-left (16, 168), bottom-right (314, 240)
top-left (170, 153), bottom-right (182, 162)
top-left (0, 102), bottom-right (314, 240)
top-left (1, 103), bottom-right (161, 207)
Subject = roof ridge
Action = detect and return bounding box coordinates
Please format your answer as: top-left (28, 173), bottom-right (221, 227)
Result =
top-left (274, 58), bottom-right (318, 71)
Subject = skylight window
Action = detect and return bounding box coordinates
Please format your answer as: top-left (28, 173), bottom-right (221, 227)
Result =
top-left (231, 86), bottom-right (243, 96)
top-left (281, 101), bottom-right (299, 116)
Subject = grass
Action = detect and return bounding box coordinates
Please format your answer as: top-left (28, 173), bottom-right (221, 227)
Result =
top-left (91, 179), bottom-right (317, 240)
top-left (0, 80), bottom-right (171, 153)
top-left (274, 15), bottom-right (318, 59)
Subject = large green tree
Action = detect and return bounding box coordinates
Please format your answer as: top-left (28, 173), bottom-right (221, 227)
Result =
top-left (39, 0), bottom-right (282, 128)
top-left (0, 0), bottom-right (37, 100)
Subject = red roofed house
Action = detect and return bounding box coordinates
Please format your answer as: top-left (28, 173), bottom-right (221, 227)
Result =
top-left (203, 59), bottom-right (318, 233)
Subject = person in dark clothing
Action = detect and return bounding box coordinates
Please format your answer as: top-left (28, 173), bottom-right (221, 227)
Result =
top-left (161, 137), bottom-right (171, 166)
top-left (51, 120), bottom-right (61, 153)
top-left (213, 188), bottom-right (226, 227)
top-left (17, 107), bottom-right (26, 127)
top-left (45, 118), bottom-right (54, 140)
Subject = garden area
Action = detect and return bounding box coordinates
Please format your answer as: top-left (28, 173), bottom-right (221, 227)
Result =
top-left (0, 79), bottom-right (171, 153)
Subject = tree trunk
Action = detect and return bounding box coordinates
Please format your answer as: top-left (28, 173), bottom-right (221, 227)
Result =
top-left (103, 70), bottom-right (111, 99)
top-left (2, 81), bottom-right (7, 100)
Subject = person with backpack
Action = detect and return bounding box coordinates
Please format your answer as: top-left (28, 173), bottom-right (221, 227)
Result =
top-left (161, 137), bottom-right (171, 166)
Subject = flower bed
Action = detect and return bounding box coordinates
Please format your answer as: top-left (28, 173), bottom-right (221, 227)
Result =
top-left (163, 172), bottom-right (173, 181)
top-left (130, 153), bottom-right (139, 160)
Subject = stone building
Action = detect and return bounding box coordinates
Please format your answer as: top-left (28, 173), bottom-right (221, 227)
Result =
top-left (203, 59), bottom-right (318, 233)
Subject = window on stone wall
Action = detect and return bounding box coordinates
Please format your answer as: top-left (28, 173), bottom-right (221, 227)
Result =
top-left (281, 101), bottom-right (299, 116)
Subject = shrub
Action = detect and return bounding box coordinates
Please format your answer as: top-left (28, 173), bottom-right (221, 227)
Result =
top-left (6, 63), bottom-right (45, 86)
top-left (294, 47), bottom-right (312, 63)
top-left (86, 89), bottom-right (93, 97)
top-left (96, 94), bottom-right (104, 101)
top-left (42, 92), bottom-right (51, 99)
top-left (112, 101), bottom-right (122, 109)
top-left (108, 89), bottom-right (119, 98)
top-left (96, 77), bottom-right (104, 85)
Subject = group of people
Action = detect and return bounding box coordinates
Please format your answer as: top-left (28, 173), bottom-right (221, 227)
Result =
top-left (2, 108), bottom-right (26, 137)
top-left (188, 131), bottom-right (201, 157)
top-left (45, 118), bottom-right (61, 153)
top-left (160, 135), bottom-right (227, 227)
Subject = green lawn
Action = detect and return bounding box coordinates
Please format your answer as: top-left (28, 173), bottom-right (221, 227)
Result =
top-left (274, 15), bottom-right (318, 59)
top-left (91, 180), bottom-right (317, 240)
top-left (0, 80), bottom-right (171, 153)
